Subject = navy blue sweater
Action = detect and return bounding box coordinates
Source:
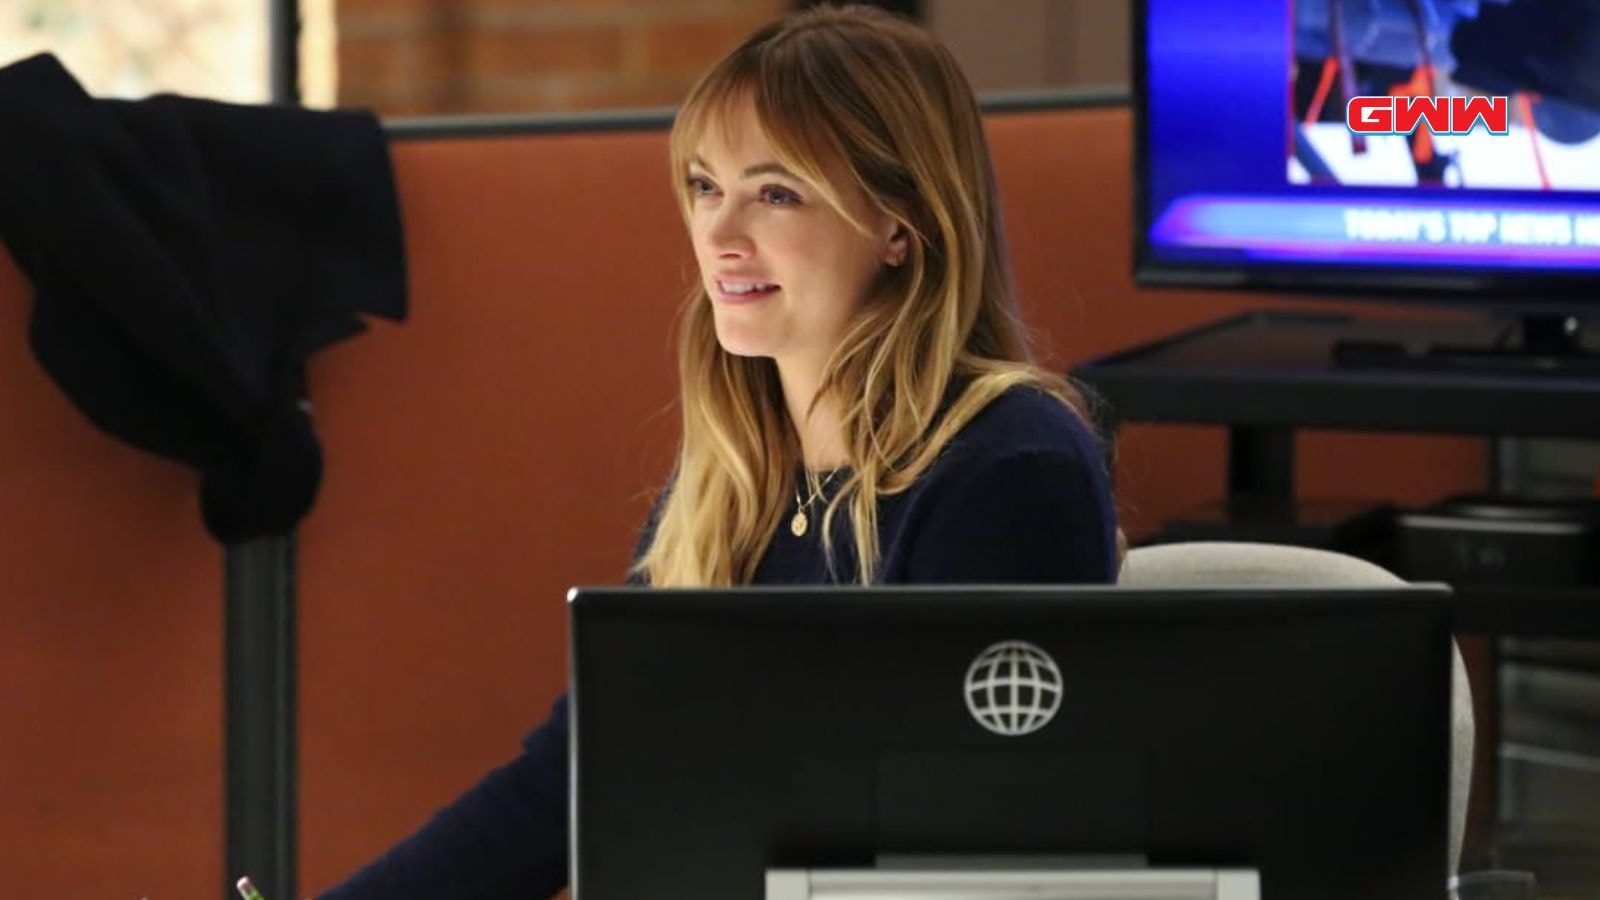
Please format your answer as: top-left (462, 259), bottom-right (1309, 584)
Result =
top-left (320, 386), bottom-right (1117, 899)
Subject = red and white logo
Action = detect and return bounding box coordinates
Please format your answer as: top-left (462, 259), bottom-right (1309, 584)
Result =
top-left (1346, 95), bottom-right (1510, 136)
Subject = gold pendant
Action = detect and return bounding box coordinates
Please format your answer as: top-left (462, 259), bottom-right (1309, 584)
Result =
top-left (790, 510), bottom-right (809, 537)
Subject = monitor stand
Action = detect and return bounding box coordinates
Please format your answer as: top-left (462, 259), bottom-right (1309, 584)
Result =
top-left (1332, 314), bottom-right (1600, 376)
top-left (765, 863), bottom-right (1260, 900)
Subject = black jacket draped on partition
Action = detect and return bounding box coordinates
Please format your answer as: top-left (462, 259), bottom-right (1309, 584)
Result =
top-left (0, 54), bottom-right (406, 542)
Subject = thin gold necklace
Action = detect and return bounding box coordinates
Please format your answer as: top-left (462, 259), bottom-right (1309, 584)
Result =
top-left (790, 469), bottom-right (837, 537)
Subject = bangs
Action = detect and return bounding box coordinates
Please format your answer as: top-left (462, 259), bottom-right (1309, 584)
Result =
top-left (669, 69), bottom-right (748, 183)
top-left (668, 43), bottom-right (870, 233)
top-left (753, 75), bottom-right (867, 230)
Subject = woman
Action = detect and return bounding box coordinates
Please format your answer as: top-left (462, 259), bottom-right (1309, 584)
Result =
top-left (321, 5), bottom-right (1119, 898)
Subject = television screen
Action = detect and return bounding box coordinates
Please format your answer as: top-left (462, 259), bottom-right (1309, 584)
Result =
top-left (1138, 0), bottom-right (1600, 298)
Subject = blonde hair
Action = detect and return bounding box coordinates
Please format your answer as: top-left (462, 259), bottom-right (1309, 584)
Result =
top-left (635, 3), bottom-right (1089, 587)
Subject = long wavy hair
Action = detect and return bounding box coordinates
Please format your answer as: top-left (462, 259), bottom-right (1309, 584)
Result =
top-left (634, 3), bottom-right (1091, 587)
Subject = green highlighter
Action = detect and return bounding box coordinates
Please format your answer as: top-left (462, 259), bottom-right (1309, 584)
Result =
top-left (235, 877), bottom-right (268, 900)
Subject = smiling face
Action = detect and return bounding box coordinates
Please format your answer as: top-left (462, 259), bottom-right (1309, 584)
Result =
top-left (685, 94), bottom-right (905, 373)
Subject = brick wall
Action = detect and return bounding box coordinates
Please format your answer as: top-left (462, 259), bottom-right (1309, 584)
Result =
top-left (336, 0), bottom-right (790, 117)
top-left (927, 0), bottom-right (1128, 94)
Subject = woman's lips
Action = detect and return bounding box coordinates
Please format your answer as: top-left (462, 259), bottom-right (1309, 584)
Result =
top-left (714, 280), bottom-right (781, 304)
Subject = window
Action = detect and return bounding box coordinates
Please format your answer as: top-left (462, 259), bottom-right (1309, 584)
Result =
top-left (1, 0), bottom-right (273, 102)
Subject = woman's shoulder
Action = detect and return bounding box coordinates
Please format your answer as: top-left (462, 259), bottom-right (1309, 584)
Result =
top-left (883, 382), bottom-right (1118, 584)
top-left (937, 383), bottom-right (1104, 469)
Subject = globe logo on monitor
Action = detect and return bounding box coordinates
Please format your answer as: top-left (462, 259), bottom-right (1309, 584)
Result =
top-left (964, 640), bottom-right (1062, 736)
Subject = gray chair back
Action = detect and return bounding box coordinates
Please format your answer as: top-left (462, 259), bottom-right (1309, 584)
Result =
top-left (1119, 540), bottom-right (1474, 876)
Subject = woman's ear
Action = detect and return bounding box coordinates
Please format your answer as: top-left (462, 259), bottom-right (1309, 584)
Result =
top-left (883, 225), bottom-right (909, 268)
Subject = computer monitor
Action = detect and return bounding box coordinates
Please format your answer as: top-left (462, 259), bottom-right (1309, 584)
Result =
top-left (569, 585), bottom-right (1454, 900)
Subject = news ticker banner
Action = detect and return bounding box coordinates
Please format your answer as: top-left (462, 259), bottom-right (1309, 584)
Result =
top-left (1151, 195), bottom-right (1600, 268)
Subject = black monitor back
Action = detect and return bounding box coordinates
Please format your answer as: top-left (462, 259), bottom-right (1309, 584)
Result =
top-left (569, 585), bottom-right (1452, 900)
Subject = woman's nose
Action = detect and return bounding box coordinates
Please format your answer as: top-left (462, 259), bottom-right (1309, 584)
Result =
top-left (705, 207), bottom-right (753, 258)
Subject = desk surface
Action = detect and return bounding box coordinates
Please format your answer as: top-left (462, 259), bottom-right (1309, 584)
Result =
top-left (1072, 311), bottom-right (1600, 437)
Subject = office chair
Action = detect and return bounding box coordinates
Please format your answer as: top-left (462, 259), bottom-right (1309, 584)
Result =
top-left (1118, 540), bottom-right (1475, 876)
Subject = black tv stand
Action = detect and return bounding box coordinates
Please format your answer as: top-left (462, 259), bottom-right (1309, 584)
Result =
top-left (1332, 314), bottom-right (1600, 376)
top-left (1070, 309), bottom-right (1600, 637)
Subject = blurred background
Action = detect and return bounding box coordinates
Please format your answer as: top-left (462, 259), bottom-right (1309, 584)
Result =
top-left (0, 0), bottom-right (1128, 114)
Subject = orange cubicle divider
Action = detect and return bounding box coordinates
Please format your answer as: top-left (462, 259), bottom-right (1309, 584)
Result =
top-left (0, 251), bottom-right (223, 894)
top-left (0, 102), bottom-right (1486, 898)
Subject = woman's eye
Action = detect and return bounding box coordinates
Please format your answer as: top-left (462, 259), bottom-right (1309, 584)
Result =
top-left (687, 176), bottom-right (718, 197)
top-left (760, 185), bottom-right (801, 207)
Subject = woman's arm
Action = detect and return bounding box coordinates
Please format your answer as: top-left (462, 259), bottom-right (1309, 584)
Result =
top-left (315, 693), bottom-right (570, 900)
top-left (315, 488), bottom-right (663, 900)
